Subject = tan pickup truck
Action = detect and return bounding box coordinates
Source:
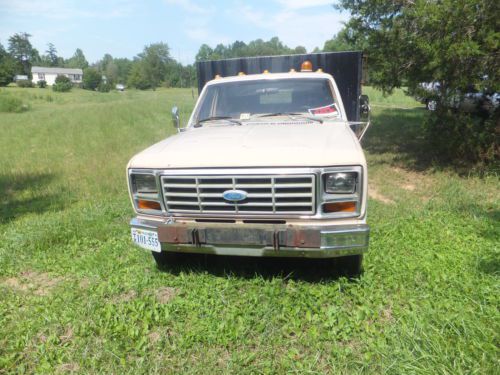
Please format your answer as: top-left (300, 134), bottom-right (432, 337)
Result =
top-left (127, 59), bottom-right (370, 276)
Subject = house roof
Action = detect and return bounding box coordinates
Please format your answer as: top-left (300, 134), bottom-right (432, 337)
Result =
top-left (31, 66), bottom-right (83, 75)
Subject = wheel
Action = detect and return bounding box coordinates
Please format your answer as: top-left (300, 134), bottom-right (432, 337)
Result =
top-left (336, 255), bottom-right (363, 277)
top-left (152, 251), bottom-right (179, 269)
top-left (426, 99), bottom-right (437, 111)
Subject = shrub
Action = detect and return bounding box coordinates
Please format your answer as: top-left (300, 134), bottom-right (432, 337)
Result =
top-left (16, 79), bottom-right (33, 88)
top-left (83, 68), bottom-right (101, 90)
top-left (52, 75), bottom-right (72, 92)
top-left (127, 63), bottom-right (152, 90)
top-left (424, 108), bottom-right (499, 165)
top-left (97, 81), bottom-right (112, 93)
top-left (37, 80), bottom-right (47, 88)
top-left (0, 93), bottom-right (28, 113)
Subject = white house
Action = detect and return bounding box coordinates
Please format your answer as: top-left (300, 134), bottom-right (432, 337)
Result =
top-left (31, 66), bottom-right (83, 86)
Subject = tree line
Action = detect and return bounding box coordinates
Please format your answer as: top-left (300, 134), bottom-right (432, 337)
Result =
top-left (0, 34), bottom-right (315, 91)
top-left (0, 33), bottom-right (342, 90)
top-left (195, 37), bottom-right (307, 61)
top-left (0, 33), bottom-right (196, 90)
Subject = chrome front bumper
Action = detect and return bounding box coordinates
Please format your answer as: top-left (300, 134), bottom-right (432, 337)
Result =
top-left (130, 218), bottom-right (369, 258)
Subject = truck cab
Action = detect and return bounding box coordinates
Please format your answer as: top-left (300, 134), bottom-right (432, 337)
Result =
top-left (128, 57), bottom-right (370, 276)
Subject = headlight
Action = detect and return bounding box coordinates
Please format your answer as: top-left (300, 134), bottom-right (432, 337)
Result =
top-left (131, 173), bottom-right (157, 194)
top-left (129, 172), bottom-right (162, 214)
top-left (324, 172), bottom-right (357, 194)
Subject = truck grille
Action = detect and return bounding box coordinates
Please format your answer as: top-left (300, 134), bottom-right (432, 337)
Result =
top-left (161, 174), bottom-right (315, 215)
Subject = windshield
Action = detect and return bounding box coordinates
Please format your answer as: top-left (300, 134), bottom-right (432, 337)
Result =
top-left (192, 78), bottom-right (339, 124)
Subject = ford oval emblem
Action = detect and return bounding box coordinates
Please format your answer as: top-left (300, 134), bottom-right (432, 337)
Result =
top-left (222, 189), bottom-right (247, 202)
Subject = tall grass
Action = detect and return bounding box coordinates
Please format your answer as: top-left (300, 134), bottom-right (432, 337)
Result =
top-left (0, 91), bottom-right (28, 113)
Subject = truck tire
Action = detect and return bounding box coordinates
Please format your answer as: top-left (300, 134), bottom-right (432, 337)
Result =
top-left (337, 255), bottom-right (363, 277)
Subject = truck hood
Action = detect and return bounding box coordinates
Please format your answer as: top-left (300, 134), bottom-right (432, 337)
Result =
top-left (128, 122), bottom-right (364, 169)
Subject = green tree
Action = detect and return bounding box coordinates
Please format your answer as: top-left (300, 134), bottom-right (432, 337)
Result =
top-left (294, 46), bottom-right (307, 54)
top-left (138, 43), bottom-right (172, 89)
top-left (7, 32), bottom-right (40, 77)
top-left (45, 43), bottom-right (59, 66)
top-left (164, 61), bottom-right (196, 88)
top-left (82, 68), bottom-right (102, 90)
top-left (212, 44), bottom-right (229, 60)
top-left (127, 61), bottom-right (151, 89)
top-left (338, 0), bottom-right (499, 163)
top-left (196, 44), bottom-right (214, 61)
top-left (338, 0), bottom-right (498, 93)
top-left (0, 43), bottom-right (17, 86)
top-left (104, 60), bottom-right (118, 85)
top-left (323, 25), bottom-right (368, 52)
top-left (113, 58), bottom-right (132, 84)
top-left (97, 54), bottom-right (114, 73)
top-left (66, 48), bottom-right (88, 69)
top-left (231, 41), bottom-right (248, 58)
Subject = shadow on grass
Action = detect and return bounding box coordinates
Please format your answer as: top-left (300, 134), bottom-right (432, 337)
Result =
top-left (477, 250), bottom-right (499, 276)
top-left (475, 208), bottom-right (499, 276)
top-left (445, 202), bottom-right (499, 275)
top-left (0, 172), bottom-right (68, 223)
top-left (364, 107), bottom-right (498, 174)
top-left (157, 254), bottom-right (361, 283)
top-left (362, 107), bottom-right (435, 171)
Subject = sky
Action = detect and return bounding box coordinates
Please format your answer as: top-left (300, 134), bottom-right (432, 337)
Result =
top-left (0, 0), bottom-right (349, 65)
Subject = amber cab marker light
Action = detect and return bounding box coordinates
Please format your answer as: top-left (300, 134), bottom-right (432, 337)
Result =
top-left (323, 201), bottom-right (356, 213)
top-left (316, 68), bottom-right (323, 73)
top-left (214, 74), bottom-right (221, 79)
top-left (301, 60), bottom-right (313, 72)
top-left (137, 199), bottom-right (161, 211)
top-left (238, 71), bottom-right (245, 76)
top-left (263, 69), bottom-right (270, 74)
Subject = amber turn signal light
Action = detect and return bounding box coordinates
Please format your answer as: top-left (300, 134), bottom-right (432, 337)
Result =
top-left (323, 201), bottom-right (356, 213)
top-left (301, 60), bottom-right (313, 72)
top-left (137, 199), bottom-right (161, 211)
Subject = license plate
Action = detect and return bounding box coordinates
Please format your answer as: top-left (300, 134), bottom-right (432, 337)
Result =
top-left (131, 228), bottom-right (161, 253)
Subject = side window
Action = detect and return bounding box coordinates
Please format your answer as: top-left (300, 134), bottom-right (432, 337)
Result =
top-left (196, 87), bottom-right (217, 121)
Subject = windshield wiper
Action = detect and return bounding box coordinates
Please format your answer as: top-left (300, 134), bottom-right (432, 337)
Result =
top-left (252, 112), bottom-right (323, 123)
top-left (194, 116), bottom-right (242, 127)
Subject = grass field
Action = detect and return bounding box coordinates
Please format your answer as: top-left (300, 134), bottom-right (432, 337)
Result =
top-left (0, 86), bottom-right (498, 374)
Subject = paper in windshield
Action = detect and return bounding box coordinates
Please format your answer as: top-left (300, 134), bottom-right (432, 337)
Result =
top-left (308, 104), bottom-right (339, 117)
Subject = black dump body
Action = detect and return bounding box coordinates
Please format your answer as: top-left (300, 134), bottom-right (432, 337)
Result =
top-left (196, 51), bottom-right (363, 121)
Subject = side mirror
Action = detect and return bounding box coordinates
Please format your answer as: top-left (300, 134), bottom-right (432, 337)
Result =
top-left (359, 95), bottom-right (370, 121)
top-left (171, 106), bottom-right (180, 129)
top-left (350, 95), bottom-right (371, 140)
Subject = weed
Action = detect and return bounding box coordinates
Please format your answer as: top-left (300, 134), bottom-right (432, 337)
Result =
top-left (0, 92), bottom-right (28, 113)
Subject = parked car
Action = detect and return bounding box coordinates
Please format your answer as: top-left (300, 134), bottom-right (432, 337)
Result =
top-left (116, 84), bottom-right (125, 91)
top-left (127, 54), bottom-right (371, 276)
top-left (417, 81), bottom-right (499, 113)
